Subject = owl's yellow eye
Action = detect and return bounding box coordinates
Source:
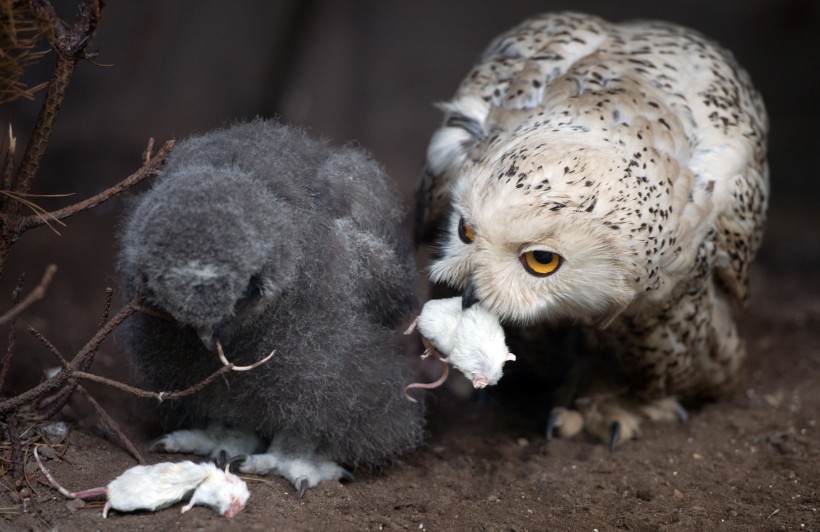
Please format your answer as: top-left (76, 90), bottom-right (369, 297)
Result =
top-left (458, 216), bottom-right (475, 244)
top-left (520, 250), bottom-right (562, 277)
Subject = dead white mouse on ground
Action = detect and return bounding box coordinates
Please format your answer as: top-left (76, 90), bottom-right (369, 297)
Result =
top-left (33, 446), bottom-right (250, 518)
top-left (404, 297), bottom-right (515, 401)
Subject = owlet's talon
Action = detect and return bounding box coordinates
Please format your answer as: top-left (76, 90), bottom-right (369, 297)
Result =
top-left (609, 421), bottom-right (621, 452)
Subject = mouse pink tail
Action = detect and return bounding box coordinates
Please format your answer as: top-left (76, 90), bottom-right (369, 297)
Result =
top-left (33, 445), bottom-right (106, 500)
top-left (403, 348), bottom-right (449, 402)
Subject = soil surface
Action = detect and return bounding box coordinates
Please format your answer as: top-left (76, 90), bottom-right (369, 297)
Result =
top-left (2, 257), bottom-right (819, 531)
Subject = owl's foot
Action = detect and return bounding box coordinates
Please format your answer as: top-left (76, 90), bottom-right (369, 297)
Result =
top-left (149, 424), bottom-right (263, 458)
top-left (236, 432), bottom-right (353, 498)
top-left (546, 396), bottom-right (686, 449)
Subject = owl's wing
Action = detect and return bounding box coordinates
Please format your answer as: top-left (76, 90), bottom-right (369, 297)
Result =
top-left (712, 163), bottom-right (769, 306)
top-left (415, 12), bottom-right (611, 242)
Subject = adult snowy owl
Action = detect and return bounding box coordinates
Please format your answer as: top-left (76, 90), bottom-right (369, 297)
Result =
top-left (417, 12), bottom-right (768, 446)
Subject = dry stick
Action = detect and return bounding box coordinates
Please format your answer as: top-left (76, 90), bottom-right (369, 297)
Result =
top-left (26, 326), bottom-right (74, 419)
top-left (76, 385), bottom-right (145, 465)
top-left (71, 368), bottom-right (235, 402)
top-left (40, 386), bottom-right (74, 420)
top-left (13, 0), bottom-right (102, 198)
top-left (1, 126), bottom-right (16, 195)
top-left (19, 139), bottom-right (175, 232)
top-left (27, 290), bottom-right (145, 463)
top-left (48, 287), bottom-right (114, 415)
top-left (4, 415), bottom-right (23, 484)
top-left (0, 273), bottom-right (26, 392)
top-left (71, 345), bottom-right (276, 402)
top-left (0, 293), bottom-right (142, 416)
top-left (27, 326), bottom-right (68, 367)
top-left (0, 265), bottom-right (57, 327)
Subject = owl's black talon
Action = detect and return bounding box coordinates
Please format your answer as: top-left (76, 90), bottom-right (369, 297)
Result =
top-left (609, 421), bottom-right (621, 452)
top-left (545, 411), bottom-right (559, 441)
top-left (340, 469), bottom-right (355, 483)
top-left (674, 402), bottom-right (689, 423)
top-left (214, 449), bottom-right (229, 468)
top-left (227, 454), bottom-right (248, 472)
top-left (296, 476), bottom-right (310, 498)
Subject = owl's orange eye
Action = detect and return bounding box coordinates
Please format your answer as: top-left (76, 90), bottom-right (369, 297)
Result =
top-left (520, 250), bottom-right (561, 277)
top-left (458, 217), bottom-right (475, 244)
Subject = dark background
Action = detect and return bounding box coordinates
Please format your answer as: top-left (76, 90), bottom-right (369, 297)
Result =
top-left (4, 0), bottom-right (819, 394)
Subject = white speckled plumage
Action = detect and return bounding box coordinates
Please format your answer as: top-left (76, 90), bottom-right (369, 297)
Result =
top-left (417, 12), bottom-right (768, 442)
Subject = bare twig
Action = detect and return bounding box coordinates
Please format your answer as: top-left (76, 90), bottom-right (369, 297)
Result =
top-left (39, 386), bottom-right (75, 420)
top-left (1, 125), bottom-right (16, 193)
top-left (72, 344), bottom-right (276, 401)
top-left (27, 326), bottom-right (68, 368)
top-left (19, 139), bottom-right (175, 231)
top-left (0, 189), bottom-right (68, 235)
top-left (0, 291), bottom-right (142, 416)
top-left (76, 385), bottom-right (144, 464)
top-left (72, 367), bottom-right (233, 402)
top-left (0, 273), bottom-right (26, 392)
top-left (0, 265), bottom-right (56, 327)
top-left (135, 305), bottom-right (172, 321)
top-left (28, 325), bottom-right (75, 418)
top-left (4, 415), bottom-right (23, 483)
top-left (14, 0), bottom-right (103, 196)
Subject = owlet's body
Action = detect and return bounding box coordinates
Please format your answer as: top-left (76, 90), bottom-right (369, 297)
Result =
top-left (120, 120), bottom-right (424, 493)
top-left (417, 12), bottom-right (768, 442)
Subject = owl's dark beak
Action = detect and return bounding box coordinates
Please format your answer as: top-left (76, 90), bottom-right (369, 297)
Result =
top-left (461, 280), bottom-right (480, 310)
top-left (196, 326), bottom-right (215, 351)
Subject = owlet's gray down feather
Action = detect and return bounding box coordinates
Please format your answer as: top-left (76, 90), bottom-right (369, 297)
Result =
top-left (119, 120), bottom-right (424, 488)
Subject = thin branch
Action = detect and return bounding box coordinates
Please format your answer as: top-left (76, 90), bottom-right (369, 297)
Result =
top-left (1, 125), bottom-right (16, 193)
top-left (27, 326), bottom-right (68, 367)
top-left (0, 291), bottom-right (141, 416)
top-left (14, 0), bottom-right (103, 196)
top-left (76, 385), bottom-right (144, 464)
top-left (39, 385), bottom-right (74, 420)
top-left (0, 264), bottom-right (56, 327)
top-left (19, 139), bottom-right (174, 231)
top-left (4, 415), bottom-right (23, 483)
top-left (72, 367), bottom-right (232, 401)
top-left (72, 345), bottom-right (276, 401)
top-left (35, 287), bottom-right (113, 417)
top-left (0, 189), bottom-right (67, 235)
top-left (0, 273), bottom-right (26, 392)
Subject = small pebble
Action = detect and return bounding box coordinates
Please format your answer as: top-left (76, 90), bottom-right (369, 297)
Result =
top-left (39, 422), bottom-right (70, 444)
top-left (673, 489), bottom-right (684, 499)
top-left (66, 499), bottom-right (86, 512)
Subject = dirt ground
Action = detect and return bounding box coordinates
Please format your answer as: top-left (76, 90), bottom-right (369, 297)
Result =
top-left (2, 1), bottom-right (819, 530)
top-left (2, 246), bottom-right (818, 531)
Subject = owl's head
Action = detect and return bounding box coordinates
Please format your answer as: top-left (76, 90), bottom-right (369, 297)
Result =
top-left (121, 166), bottom-right (301, 347)
top-left (428, 142), bottom-right (644, 327)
